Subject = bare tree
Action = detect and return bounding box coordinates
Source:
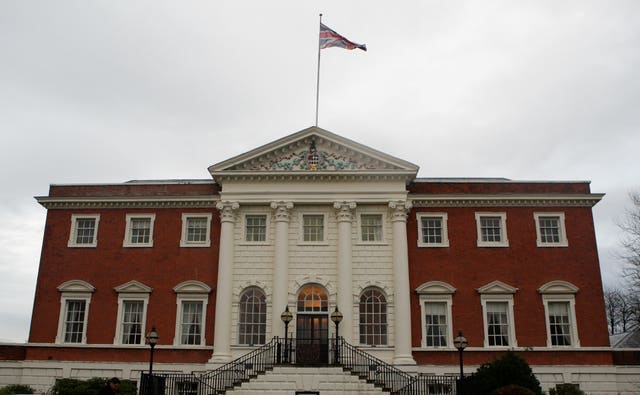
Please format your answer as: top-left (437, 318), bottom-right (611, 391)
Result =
top-left (620, 191), bottom-right (640, 292)
top-left (604, 288), bottom-right (622, 334)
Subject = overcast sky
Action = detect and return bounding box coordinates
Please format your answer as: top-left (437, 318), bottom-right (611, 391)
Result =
top-left (1, 1), bottom-right (638, 343)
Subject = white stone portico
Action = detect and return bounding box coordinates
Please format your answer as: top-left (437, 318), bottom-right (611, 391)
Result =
top-left (207, 126), bottom-right (419, 365)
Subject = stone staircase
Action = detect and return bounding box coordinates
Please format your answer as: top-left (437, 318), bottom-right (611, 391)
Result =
top-left (230, 366), bottom-right (385, 394)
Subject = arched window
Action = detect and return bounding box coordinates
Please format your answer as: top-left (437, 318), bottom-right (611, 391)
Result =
top-left (359, 287), bottom-right (388, 346)
top-left (238, 287), bottom-right (266, 345)
top-left (297, 284), bottom-right (328, 312)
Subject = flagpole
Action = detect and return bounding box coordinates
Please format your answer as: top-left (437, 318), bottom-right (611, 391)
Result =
top-left (315, 13), bottom-right (322, 127)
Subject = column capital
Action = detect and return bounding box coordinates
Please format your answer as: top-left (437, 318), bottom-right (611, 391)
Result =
top-left (216, 201), bottom-right (239, 223)
top-left (333, 201), bottom-right (357, 222)
top-left (389, 200), bottom-right (412, 223)
top-left (270, 201), bottom-right (294, 222)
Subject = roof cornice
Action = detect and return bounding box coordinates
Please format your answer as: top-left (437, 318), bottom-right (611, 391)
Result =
top-left (411, 193), bottom-right (604, 208)
top-left (35, 195), bottom-right (217, 209)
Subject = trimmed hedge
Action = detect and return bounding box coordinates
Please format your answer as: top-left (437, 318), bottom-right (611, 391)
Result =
top-left (51, 378), bottom-right (137, 395)
top-left (0, 385), bottom-right (35, 395)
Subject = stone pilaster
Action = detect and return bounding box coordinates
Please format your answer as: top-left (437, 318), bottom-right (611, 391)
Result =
top-left (210, 201), bottom-right (239, 363)
top-left (334, 201), bottom-right (356, 342)
top-left (271, 201), bottom-right (294, 338)
top-left (388, 200), bottom-right (416, 365)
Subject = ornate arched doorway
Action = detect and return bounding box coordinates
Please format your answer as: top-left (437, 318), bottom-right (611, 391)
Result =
top-left (295, 284), bottom-right (329, 364)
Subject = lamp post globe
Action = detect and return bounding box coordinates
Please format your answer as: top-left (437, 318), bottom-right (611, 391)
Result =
top-left (145, 326), bottom-right (159, 395)
top-left (453, 330), bottom-right (468, 395)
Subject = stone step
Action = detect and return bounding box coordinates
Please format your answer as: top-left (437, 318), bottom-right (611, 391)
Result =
top-left (228, 366), bottom-right (385, 394)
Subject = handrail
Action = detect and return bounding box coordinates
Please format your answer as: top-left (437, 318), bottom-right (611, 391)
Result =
top-left (335, 336), bottom-right (418, 393)
top-left (140, 337), bottom-right (460, 394)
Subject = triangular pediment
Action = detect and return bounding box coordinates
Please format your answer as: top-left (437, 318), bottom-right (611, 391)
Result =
top-left (477, 280), bottom-right (518, 294)
top-left (208, 126), bottom-right (419, 178)
top-left (114, 280), bottom-right (153, 294)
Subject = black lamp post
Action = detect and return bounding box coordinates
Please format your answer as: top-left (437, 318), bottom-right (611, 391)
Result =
top-left (146, 326), bottom-right (159, 395)
top-left (330, 306), bottom-right (343, 364)
top-left (280, 305), bottom-right (293, 363)
top-left (453, 330), bottom-right (468, 395)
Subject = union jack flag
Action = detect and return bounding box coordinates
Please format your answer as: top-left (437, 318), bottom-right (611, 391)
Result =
top-left (319, 23), bottom-right (367, 51)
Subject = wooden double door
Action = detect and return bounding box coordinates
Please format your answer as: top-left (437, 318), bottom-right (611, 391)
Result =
top-left (295, 314), bottom-right (329, 364)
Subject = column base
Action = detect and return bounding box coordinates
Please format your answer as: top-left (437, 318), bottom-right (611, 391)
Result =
top-left (208, 352), bottom-right (232, 364)
top-left (393, 354), bottom-right (417, 367)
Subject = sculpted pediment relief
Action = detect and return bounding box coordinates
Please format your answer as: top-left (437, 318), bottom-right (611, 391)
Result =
top-left (209, 126), bottom-right (418, 175)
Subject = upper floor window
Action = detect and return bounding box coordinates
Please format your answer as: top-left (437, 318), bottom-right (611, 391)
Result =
top-left (114, 280), bottom-right (151, 345)
top-left (123, 214), bottom-right (155, 247)
top-left (302, 214), bottom-right (326, 243)
top-left (417, 213), bottom-right (449, 247)
top-left (180, 213), bottom-right (212, 247)
top-left (416, 281), bottom-right (455, 349)
top-left (534, 212), bottom-right (568, 247)
top-left (56, 280), bottom-right (95, 344)
top-left (478, 280), bottom-right (518, 348)
top-left (425, 302), bottom-right (448, 347)
top-left (68, 214), bottom-right (100, 247)
top-left (173, 281), bottom-right (211, 346)
top-left (360, 214), bottom-right (383, 242)
top-left (359, 287), bottom-right (388, 346)
top-left (539, 280), bottom-right (580, 348)
top-left (180, 301), bottom-right (204, 345)
top-left (244, 214), bottom-right (267, 243)
top-left (238, 287), bottom-right (267, 346)
top-left (475, 212), bottom-right (508, 247)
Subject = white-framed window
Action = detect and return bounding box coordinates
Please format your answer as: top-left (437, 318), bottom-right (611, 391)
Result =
top-left (478, 281), bottom-right (518, 348)
top-left (243, 214), bottom-right (268, 243)
top-left (416, 281), bottom-right (455, 349)
top-left (123, 214), bottom-right (155, 247)
top-left (539, 280), bottom-right (580, 348)
top-left (238, 287), bottom-right (267, 346)
top-left (534, 212), bottom-right (568, 247)
top-left (359, 287), bottom-right (388, 346)
top-left (359, 213), bottom-right (384, 243)
top-left (173, 281), bottom-right (211, 346)
top-left (300, 213), bottom-right (326, 243)
top-left (417, 212), bottom-right (449, 247)
top-left (180, 213), bottom-right (212, 247)
top-left (56, 280), bottom-right (95, 344)
top-left (176, 381), bottom-right (198, 395)
top-left (68, 214), bottom-right (100, 247)
top-left (113, 281), bottom-right (151, 345)
top-left (475, 212), bottom-right (508, 247)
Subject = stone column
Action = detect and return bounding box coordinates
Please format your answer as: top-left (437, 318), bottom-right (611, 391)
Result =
top-left (334, 201), bottom-right (356, 343)
top-left (389, 200), bottom-right (416, 365)
top-left (271, 201), bottom-right (294, 339)
top-left (210, 201), bottom-right (239, 363)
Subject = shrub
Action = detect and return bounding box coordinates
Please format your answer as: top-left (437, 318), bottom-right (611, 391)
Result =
top-left (495, 384), bottom-right (536, 395)
top-left (466, 351), bottom-right (542, 395)
top-left (549, 384), bottom-right (585, 395)
top-left (0, 384), bottom-right (35, 395)
top-left (51, 378), bottom-right (137, 395)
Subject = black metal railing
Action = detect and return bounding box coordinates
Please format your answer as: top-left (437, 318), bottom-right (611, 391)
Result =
top-left (140, 336), bottom-right (461, 394)
top-left (334, 336), bottom-right (416, 393)
top-left (396, 373), bottom-right (460, 395)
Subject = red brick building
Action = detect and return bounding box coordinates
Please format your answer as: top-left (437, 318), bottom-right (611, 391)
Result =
top-left (2, 127), bottom-right (625, 393)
